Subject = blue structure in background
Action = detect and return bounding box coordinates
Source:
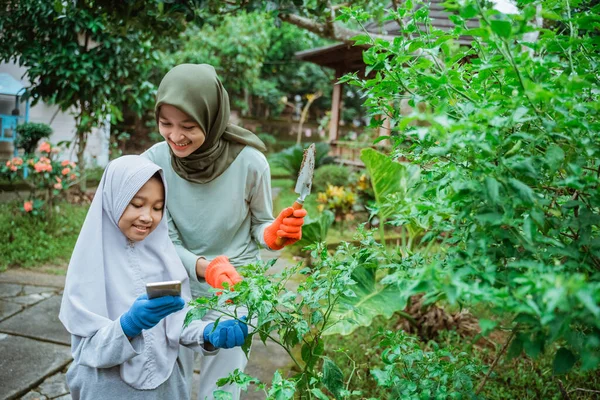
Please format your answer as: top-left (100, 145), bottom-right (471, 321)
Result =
top-left (0, 73), bottom-right (30, 157)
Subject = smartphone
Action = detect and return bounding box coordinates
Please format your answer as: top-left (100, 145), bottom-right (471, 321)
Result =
top-left (146, 280), bottom-right (182, 299)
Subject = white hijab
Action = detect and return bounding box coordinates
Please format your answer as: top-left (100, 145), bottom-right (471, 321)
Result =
top-left (59, 155), bottom-right (191, 390)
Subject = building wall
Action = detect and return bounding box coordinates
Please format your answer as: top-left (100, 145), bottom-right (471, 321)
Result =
top-left (0, 62), bottom-right (109, 167)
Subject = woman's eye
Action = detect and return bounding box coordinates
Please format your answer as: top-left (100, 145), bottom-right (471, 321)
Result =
top-left (131, 203), bottom-right (142, 208)
top-left (183, 126), bottom-right (195, 131)
top-left (160, 121), bottom-right (172, 127)
top-left (153, 207), bottom-right (164, 212)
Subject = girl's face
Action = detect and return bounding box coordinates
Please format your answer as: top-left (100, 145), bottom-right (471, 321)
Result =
top-left (118, 177), bottom-right (165, 242)
top-left (158, 104), bottom-right (206, 158)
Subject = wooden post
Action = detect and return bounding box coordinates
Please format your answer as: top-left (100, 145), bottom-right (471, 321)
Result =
top-left (329, 68), bottom-right (343, 157)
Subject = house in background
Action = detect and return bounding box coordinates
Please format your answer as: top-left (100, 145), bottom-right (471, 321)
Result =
top-left (0, 72), bottom-right (29, 157)
top-left (0, 61), bottom-right (109, 167)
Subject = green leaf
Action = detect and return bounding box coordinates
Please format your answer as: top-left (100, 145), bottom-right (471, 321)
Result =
top-left (553, 348), bottom-right (577, 375)
top-left (507, 335), bottom-right (523, 360)
top-left (322, 357), bottom-right (344, 399)
top-left (212, 390), bottom-right (233, 400)
top-left (324, 266), bottom-right (409, 336)
top-left (360, 148), bottom-right (420, 220)
top-left (490, 20), bottom-right (512, 39)
top-left (485, 177), bottom-right (500, 204)
top-left (478, 318), bottom-right (497, 335)
top-left (508, 178), bottom-right (535, 204)
top-left (545, 144), bottom-right (565, 172)
top-left (523, 335), bottom-right (544, 358)
top-left (311, 388), bottom-right (330, 400)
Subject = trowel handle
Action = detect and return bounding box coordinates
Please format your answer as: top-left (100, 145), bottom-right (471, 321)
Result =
top-left (274, 201), bottom-right (304, 247)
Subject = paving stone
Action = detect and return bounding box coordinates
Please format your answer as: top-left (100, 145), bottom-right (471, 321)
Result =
top-left (0, 282), bottom-right (22, 298)
top-left (22, 285), bottom-right (58, 295)
top-left (0, 334), bottom-right (71, 400)
top-left (38, 372), bottom-right (69, 398)
top-left (0, 295), bottom-right (70, 345)
top-left (11, 292), bottom-right (53, 306)
top-left (20, 391), bottom-right (48, 400)
top-left (54, 395), bottom-right (72, 400)
top-left (0, 299), bottom-right (23, 322)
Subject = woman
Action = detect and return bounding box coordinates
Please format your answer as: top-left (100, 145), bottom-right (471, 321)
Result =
top-left (143, 63), bottom-right (307, 399)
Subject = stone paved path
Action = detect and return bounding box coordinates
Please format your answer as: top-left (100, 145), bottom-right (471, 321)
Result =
top-left (0, 249), bottom-right (294, 400)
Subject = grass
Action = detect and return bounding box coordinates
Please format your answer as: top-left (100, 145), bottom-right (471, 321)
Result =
top-left (0, 201), bottom-right (89, 270)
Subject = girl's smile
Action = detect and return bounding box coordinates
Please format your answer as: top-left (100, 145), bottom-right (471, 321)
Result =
top-left (158, 104), bottom-right (206, 158)
top-left (118, 176), bottom-right (165, 241)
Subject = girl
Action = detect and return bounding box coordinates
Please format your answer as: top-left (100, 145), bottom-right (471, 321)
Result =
top-left (143, 63), bottom-right (307, 399)
top-left (59, 155), bottom-right (248, 399)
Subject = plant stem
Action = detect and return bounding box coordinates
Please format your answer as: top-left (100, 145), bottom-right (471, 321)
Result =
top-left (476, 330), bottom-right (516, 395)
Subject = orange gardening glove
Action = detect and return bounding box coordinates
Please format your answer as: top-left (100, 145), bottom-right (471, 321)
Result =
top-left (205, 256), bottom-right (242, 290)
top-left (263, 207), bottom-right (307, 251)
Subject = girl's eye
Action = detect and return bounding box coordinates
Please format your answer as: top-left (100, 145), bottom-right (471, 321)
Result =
top-left (183, 126), bottom-right (195, 131)
top-left (153, 207), bottom-right (164, 212)
top-left (160, 121), bottom-right (172, 127)
top-left (131, 203), bottom-right (142, 208)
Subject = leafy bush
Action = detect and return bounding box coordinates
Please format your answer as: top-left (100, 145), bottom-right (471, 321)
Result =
top-left (316, 185), bottom-right (356, 234)
top-left (270, 142), bottom-right (333, 178)
top-left (1, 141), bottom-right (80, 215)
top-left (312, 164), bottom-right (351, 194)
top-left (15, 122), bottom-right (52, 154)
top-left (370, 330), bottom-right (481, 398)
top-left (340, 0), bottom-right (600, 378)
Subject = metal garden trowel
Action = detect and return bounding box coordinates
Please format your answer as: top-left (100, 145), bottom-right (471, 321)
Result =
top-left (274, 143), bottom-right (316, 247)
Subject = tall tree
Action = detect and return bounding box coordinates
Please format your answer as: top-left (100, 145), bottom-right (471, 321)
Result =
top-left (0, 0), bottom-right (196, 188)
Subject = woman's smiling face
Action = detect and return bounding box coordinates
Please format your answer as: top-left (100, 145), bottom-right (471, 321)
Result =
top-left (158, 104), bottom-right (206, 158)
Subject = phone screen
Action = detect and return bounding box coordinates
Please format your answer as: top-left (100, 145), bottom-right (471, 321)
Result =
top-left (146, 280), bottom-right (182, 299)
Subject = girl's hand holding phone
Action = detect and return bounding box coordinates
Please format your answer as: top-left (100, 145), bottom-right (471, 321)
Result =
top-left (120, 294), bottom-right (185, 338)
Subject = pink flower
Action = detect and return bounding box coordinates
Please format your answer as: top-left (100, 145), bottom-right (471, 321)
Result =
top-left (55, 177), bottom-right (62, 183)
top-left (38, 142), bottom-right (51, 153)
top-left (10, 165), bottom-right (17, 172)
top-left (34, 162), bottom-right (52, 173)
top-left (23, 201), bottom-right (33, 212)
top-left (62, 167), bottom-right (71, 176)
top-left (54, 183), bottom-right (63, 190)
top-left (5, 161), bottom-right (11, 167)
top-left (61, 160), bottom-right (71, 167)
top-left (11, 157), bottom-right (23, 166)
top-left (69, 174), bottom-right (77, 180)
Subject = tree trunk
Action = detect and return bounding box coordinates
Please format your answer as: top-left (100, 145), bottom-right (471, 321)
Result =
top-left (296, 91), bottom-right (322, 145)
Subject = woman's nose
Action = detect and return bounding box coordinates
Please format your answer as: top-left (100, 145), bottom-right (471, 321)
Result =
top-left (139, 212), bottom-right (152, 223)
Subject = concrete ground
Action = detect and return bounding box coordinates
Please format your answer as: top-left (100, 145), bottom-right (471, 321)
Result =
top-left (0, 249), bottom-right (294, 400)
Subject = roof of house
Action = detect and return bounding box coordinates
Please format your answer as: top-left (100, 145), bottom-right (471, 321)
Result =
top-left (0, 73), bottom-right (27, 97)
top-left (295, 1), bottom-right (479, 72)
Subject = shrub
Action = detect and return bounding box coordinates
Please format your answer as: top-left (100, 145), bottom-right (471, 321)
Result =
top-left (1, 141), bottom-right (80, 216)
top-left (15, 122), bottom-right (53, 155)
top-left (312, 164), bottom-right (350, 193)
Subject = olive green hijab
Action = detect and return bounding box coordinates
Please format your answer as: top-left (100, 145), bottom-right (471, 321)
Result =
top-left (155, 64), bottom-right (266, 183)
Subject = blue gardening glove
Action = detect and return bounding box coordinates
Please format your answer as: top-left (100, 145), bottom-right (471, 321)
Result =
top-left (203, 316), bottom-right (248, 349)
top-left (120, 294), bottom-right (185, 338)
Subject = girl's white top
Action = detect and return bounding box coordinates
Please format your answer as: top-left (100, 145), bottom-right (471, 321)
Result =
top-left (59, 155), bottom-right (191, 390)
